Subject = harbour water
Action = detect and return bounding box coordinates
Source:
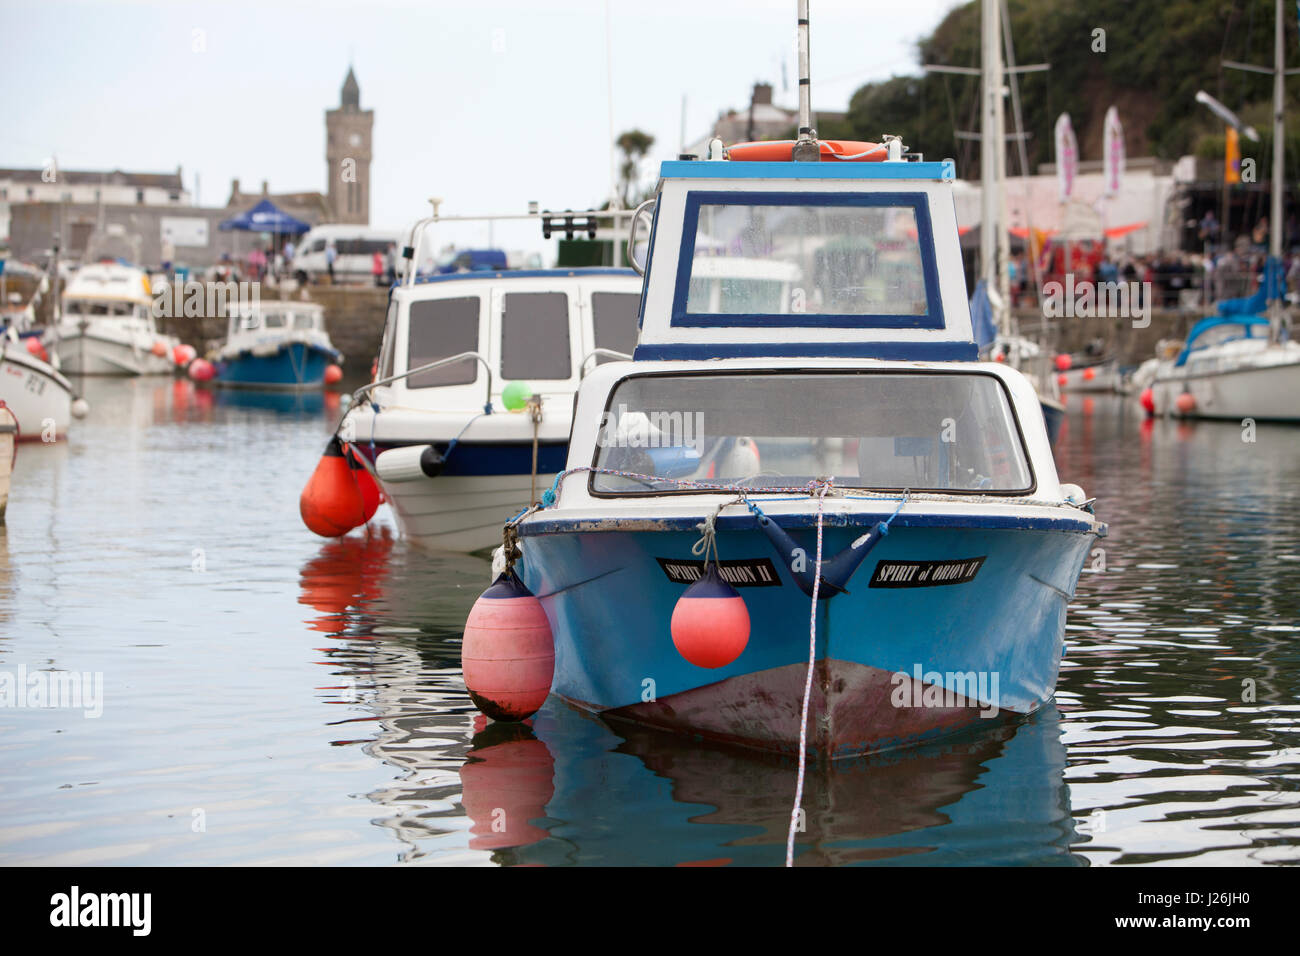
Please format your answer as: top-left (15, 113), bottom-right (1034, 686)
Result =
top-left (0, 380), bottom-right (1297, 866)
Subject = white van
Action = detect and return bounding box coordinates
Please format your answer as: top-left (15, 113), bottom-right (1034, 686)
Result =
top-left (291, 225), bottom-right (406, 283)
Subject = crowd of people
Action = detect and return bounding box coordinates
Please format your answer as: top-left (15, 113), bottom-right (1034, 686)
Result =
top-left (1005, 210), bottom-right (1300, 310)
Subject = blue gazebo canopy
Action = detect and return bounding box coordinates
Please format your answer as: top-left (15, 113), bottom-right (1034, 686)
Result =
top-left (218, 198), bottom-right (311, 235)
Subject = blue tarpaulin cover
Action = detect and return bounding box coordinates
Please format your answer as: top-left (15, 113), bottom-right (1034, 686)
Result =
top-left (218, 199), bottom-right (311, 235)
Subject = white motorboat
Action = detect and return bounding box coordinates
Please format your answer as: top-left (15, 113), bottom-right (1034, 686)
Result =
top-left (1148, 311), bottom-right (1300, 420)
top-left (318, 267), bottom-right (645, 551)
top-left (0, 331), bottom-right (85, 440)
top-left (48, 262), bottom-right (181, 376)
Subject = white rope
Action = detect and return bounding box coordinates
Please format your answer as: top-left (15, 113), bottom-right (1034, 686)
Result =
top-left (786, 479), bottom-right (829, 866)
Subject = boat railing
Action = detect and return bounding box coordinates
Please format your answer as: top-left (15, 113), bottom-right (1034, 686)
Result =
top-left (352, 351), bottom-right (495, 411)
top-left (579, 348), bottom-right (632, 378)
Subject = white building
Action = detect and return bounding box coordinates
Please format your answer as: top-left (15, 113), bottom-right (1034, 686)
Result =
top-left (951, 157), bottom-right (1185, 257)
top-left (0, 166), bottom-right (190, 243)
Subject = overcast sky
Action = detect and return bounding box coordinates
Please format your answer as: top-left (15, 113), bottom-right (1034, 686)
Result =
top-left (2, 0), bottom-right (962, 252)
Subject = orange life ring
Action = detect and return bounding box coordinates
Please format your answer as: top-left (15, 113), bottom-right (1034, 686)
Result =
top-left (726, 140), bottom-right (886, 162)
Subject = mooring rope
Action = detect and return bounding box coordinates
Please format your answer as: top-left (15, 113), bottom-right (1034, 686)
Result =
top-left (520, 465), bottom-right (916, 865)
top-left (787, 478), bottom-right (830, 866)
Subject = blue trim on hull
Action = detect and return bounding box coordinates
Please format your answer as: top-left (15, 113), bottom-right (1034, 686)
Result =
top-left (354, 439), bottom-right (569, 477)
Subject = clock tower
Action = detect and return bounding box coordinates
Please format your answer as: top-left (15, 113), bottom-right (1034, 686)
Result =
top-left (325, 66), bottom-right (373, 224)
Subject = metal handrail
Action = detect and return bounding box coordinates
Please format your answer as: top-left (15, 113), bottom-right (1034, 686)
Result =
top-left (579, 348), bottom-right (633, 378)
top-left (352, 351), bottom-right (495, 411)
top-left (626, 198), bottom-right (656, 277)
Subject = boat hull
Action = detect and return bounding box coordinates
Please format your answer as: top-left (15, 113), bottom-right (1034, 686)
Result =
top-left (381, 471), bottom-right (559, 552)
top-left (0, 347), bottom-right (73, 439)
top-left (517, 515), bottom-right (1096, 758)
top-left (215, 342), bottom-right (336, 390)
top-left (1058, 358), bottom-right (1120, 393)
top-left (52, 331), bottom-right (176, 376)
top-left (1153, 359), bottom-right (1300, 421)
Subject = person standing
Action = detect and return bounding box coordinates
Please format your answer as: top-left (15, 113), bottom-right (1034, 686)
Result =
top-left (325, 243), bottom-right (336, 284)
top-left (372, 249), bottom-right (384, 287)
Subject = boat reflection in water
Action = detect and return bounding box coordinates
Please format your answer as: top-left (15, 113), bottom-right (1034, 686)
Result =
top-left (213, 385), bottom-right (333, 417)
top-left (456, 700), bottom-right (1082, 866)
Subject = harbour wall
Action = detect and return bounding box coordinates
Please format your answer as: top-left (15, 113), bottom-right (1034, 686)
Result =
top-left (33, 281), bottom-right (1207, 369)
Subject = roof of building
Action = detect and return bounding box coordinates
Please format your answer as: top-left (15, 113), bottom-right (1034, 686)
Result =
top-left (0, 167), bottom-right (184, 189)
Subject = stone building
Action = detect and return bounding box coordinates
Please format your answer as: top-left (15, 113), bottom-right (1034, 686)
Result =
top-left (325, 67), bottom-right (373, 225)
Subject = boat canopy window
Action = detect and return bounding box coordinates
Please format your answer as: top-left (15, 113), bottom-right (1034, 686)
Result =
top-left (262, 312), bottom-right (286, 329)
top-left (680, 196), bottom-right (933, 322)
top-left (407, 296), bottom-right (479, 387)
top-left (592, 372), bottom-right (1032, 495)
top-left (591, 291), bottom-right (640, 362)
top-left (291, 312), bottom-right (316, 330)
top-left (500, 292), bottom-right (571, 381)
top-left (84, 301), bottom-right (136, 317)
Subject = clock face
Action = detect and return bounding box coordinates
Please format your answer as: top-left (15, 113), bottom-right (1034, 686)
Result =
top-left (349, 133), bottom-right (362, 147)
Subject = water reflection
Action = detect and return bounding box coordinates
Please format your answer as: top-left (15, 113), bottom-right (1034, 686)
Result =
top-left (2, 377), bottom-right (1295, 865)
top-left (314, 394), bottom-right (1298, 866)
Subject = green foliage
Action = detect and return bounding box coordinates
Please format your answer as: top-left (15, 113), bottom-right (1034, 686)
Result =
top-left (841, 0), bottom-right (1299, 175)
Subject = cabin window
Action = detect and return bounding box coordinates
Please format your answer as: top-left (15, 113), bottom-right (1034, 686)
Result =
top-left (675, 193), bottom-right (938, 328)
top-left (591, 371), bottom-right (1032, 495)
top-left (406, 296), bottom-right (479, 387)
top-left (591, 292), bottom-right (640, 362)
top-left (292, 313), bottom-right (316, 330)
top-left (500, 292), bottom-right (571, 380)
top-left (263, 313), bottom-right (286, 329)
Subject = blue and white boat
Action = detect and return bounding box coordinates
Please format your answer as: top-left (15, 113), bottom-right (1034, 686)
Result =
top-left (490, 137), bottom-right (1106, 759)
top-left (338, 267), bottom-right (645, 551)
top-left (213, 301), bottom-right (341, 390)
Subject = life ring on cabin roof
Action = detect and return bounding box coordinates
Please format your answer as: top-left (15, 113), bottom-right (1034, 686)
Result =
top-left (725, 140), bottom-right (886, 162)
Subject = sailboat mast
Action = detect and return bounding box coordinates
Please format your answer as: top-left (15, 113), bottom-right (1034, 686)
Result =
top-left (1270, 0), bottom-right (1284, 262)
top-left (980, 0), bottom-right (1009, 327)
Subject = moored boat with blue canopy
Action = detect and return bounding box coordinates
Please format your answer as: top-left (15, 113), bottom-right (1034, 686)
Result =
top-left (460, 135), bottom-right (1106, 764)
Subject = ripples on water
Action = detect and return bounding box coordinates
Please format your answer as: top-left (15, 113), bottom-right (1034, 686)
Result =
top-left (0, 383), bottom-right (1296, 865)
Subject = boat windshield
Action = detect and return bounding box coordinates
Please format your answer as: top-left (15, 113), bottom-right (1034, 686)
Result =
top-left (591, 371), bottom-right (1032, 494)
top-left (681, 197), bottom-right (932, 320)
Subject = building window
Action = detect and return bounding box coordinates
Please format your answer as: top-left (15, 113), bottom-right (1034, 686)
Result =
top-left (26, 188), bottom-right (34, 199)
top-left (169, 192), bottom-right (179, 202)
top-left (136, 189), bottom-right (144, 204)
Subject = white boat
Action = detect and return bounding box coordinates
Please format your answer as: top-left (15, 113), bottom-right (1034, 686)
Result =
top-left (1149, 314), bottom-right (1300, 420)
top-left (48, 262), bottom-right (180, 376)
top-left (1146, 0), bottom-right (1297, 421)
top-left (1057, 354), bottom-right (1121, 393)
top-left (331, 267), bottom-right (645, 551)
top-left (0, 332), bottom-right (83, 440)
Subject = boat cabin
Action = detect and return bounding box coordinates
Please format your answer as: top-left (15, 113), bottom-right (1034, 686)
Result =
top-left (61, 263), bottom-right (158, 331)
top-left (372, 269), bottom-right (646, 410)
top-left (225, 301), bottom-right (326, 343)
top-left (551, 153), bottom-right (1064, 506)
